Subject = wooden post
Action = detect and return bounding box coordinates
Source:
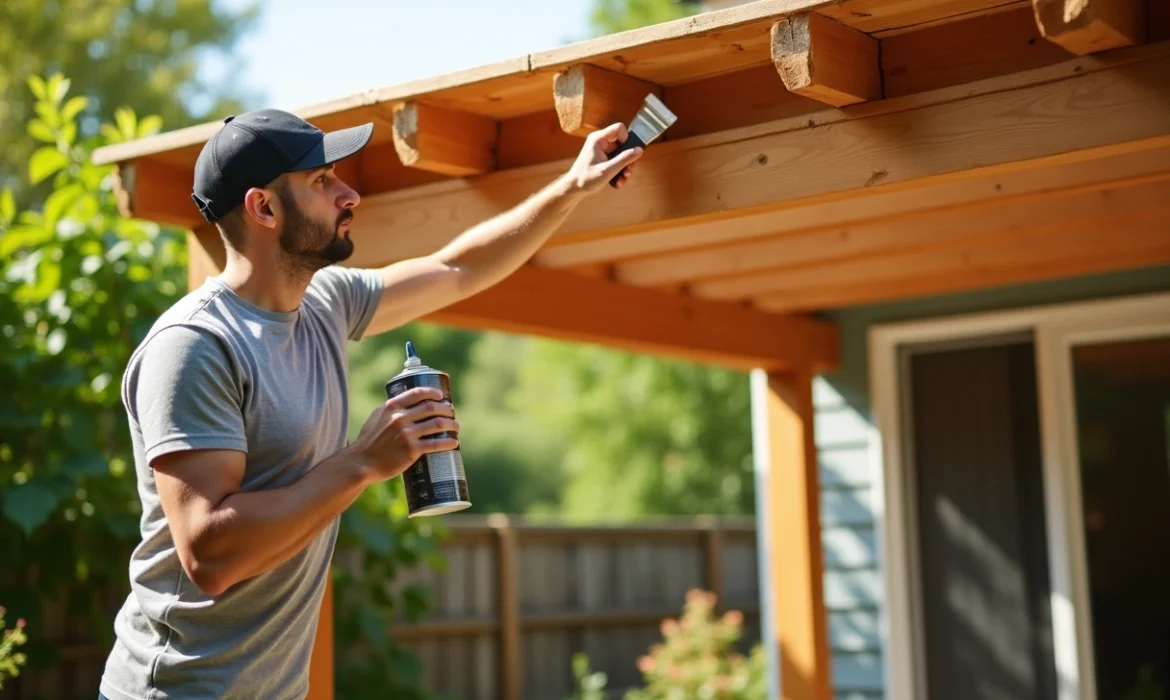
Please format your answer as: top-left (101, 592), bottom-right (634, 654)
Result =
top-left (306, 574), bottom-right (335, 700)
top-left (700, 517), bottom-right (726, 607)
top-left (491, 514), bottom-right (521, 700)
top-left (751, 368), bottom-right (831, 700)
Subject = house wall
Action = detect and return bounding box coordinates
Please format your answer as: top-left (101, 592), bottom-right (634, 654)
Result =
top-left (811, 264), bottom-right (1170, 700)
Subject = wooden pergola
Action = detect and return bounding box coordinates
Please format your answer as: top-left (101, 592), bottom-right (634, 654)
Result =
top-left (93, 0), bottom-right (1169, 697)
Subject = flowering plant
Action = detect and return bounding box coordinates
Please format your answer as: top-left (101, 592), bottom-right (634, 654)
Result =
top-left (0, 606), bottom-right (28, 689)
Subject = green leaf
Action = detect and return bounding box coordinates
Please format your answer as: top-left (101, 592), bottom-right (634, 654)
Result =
top-left (2, 482), bottom-right (61, 534)
top-left (27, 75), bottom-right (47, 100)
top-left (64, 454), bottom-right (109, 476)
top-left (29, 147), bottom-right (69, 185)
top-left (115, 107), bottom-right (137, 140)
top-left (61, 96), bottom-right (88, 122)
top-left (15, 256), bottom-right (62, 304)
top-left (137, 115), bottom-right (163, 138)
top-left (100, 124), bottom-right (123, 144)
top-left (43, 183), bottom-right (84, 230)
top-left (0, 404), bottom-right (43, 429)
top-left (35, 101), bottom-right (60, 129)
top-left (47, 74), bottom-right (70, 104)
top-left (61, 121), bottom-right (78, 146)
top-left (27, 119), bottom-right (56, 143)
top-left (0, 225), bottom-right (54, 258)
top-left (0, 189), bottom-right (14, 225)
top-left (359, 613), bottom-right (390, 652)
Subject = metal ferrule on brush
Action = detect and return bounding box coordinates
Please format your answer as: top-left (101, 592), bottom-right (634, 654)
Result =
top-left (608, 93), bottom-right (678, 187)
top-left (629, 93), bottom-right (678, 145)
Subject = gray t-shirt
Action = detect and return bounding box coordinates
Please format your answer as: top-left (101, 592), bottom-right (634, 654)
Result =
top-left (100, 265), bottom-right (383, 700)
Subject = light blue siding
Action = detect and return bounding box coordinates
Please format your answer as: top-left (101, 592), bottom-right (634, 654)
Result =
top-left (813, 376), bottom-right (885, 700)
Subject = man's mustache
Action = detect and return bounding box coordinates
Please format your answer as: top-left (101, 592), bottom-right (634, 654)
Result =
top-left (337, 210), bottom-right (353, 228)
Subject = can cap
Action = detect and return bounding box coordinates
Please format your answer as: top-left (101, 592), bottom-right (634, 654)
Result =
top-left (403, 341), bottom-right (421, 368)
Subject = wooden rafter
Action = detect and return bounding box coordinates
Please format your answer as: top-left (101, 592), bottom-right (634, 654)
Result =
top-left (1032, 0), bottom-right (1145, 54)
top-left (553, 65), bottom-right (661, 137)
top-left (420, 265), bottom-right (838, 372)
top-left (771, 12), bottom-right (881, 106)
top-left (612, 175), bottom-right (1170, 287)
top-left (753, 211), bottom-right (1170, 311)
top-left (535, 145), bottom-right (1170, 269)
top-left (390, 102), bottom-right (498, 177)
top-left (693, 204), bottom-right (1170, 300)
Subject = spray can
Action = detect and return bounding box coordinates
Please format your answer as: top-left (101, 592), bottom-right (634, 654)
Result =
top-left (384, 341), bottom-right (471, 517)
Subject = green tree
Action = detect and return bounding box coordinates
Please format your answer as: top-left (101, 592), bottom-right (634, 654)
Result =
top-left (0, 0), bottom-right (260, 198)
top-left (588, 0), bottom-right (701, 35)
top-left (509, 341), bottom-right (754, 522)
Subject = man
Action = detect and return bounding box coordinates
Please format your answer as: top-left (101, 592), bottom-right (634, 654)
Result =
top-left (98, 109), bottom-right (643, 700)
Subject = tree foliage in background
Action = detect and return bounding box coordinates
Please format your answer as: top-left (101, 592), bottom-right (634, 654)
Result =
top-left (589, 0), bottom-right (701, 34)
top-left (0, 0), bottom-right (260, 200)
top-left (0, 75), bottom-right (439, 700)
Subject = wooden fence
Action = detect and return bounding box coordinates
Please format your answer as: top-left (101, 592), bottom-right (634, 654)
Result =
top-left (2, 516), bottom-right (762, 700)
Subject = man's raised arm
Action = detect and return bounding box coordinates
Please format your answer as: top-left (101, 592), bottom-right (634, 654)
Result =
top-left (362, 123), bottom-right (643, 336)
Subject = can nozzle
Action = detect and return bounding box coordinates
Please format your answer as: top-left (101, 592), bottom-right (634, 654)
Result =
top-left (404, 341), bottom-right (421, 368)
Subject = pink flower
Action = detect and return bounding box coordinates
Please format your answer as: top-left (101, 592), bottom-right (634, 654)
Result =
top-left (660, 619), bottom-right (679, 636)
top-left (637, 656), bottom-right (656, 673)
top-left (723, 610), bottom-right (743, 626)
top-left (16, 618), bottom-right (26, 628)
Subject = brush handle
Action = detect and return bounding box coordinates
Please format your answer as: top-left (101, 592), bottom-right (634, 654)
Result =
top-left (607, 131), bottom-right (647, 188)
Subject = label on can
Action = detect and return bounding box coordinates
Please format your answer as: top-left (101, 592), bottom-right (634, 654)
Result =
top-left (385, 368), bottom-right (470, 517)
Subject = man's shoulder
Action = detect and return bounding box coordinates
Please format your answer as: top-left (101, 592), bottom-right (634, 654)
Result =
top-left (127, 283), bottom-right (236, 375)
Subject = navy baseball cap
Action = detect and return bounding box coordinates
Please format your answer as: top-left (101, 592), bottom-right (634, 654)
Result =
top-left (191, 109), bottom-right (374, 223)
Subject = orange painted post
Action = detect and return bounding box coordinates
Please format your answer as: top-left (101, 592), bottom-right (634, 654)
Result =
top-left (752, 367), bottom-right (832, 700)
top-left (306, 574), bottom-right (335, 700)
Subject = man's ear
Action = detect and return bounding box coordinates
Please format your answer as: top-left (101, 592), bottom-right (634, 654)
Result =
top-left (242, 187), bottom-right (279, 230)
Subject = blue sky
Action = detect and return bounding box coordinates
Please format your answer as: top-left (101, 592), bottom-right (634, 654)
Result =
top-left (204, 0), bottom-right (596, 111)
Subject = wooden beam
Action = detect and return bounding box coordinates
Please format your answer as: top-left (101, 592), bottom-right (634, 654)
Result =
top-left (390, 101), bottom-right (497, 177)
top-left (753, 211), bottom-right (1170, 311)
top-left (115, 158), bottom-right (202, 229)
top-left (344, 45), bottom-right (1170, 269)
top-left (752, 368), bottom-right (831, 700)
top-left (534, 144), bottom-right (1170, 268)
top-left (881, 5), bottom-right (1074, 98)
top-left (357, 141), bottom-right (448, 193)
top-left (420, 264), bottom-right (838, 372)
top-left (553, 64), bottom-right (660, 137)
top-left (771, 12), bottom-right (881, 107)
top-left (693, 198), bottom-right (1170, 300)
top-left (1033, 0), bottom-right (1145, 54)
top-left (613, 175), bottom-right (1170, 287)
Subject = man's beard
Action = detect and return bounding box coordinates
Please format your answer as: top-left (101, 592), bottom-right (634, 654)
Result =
top-left (277, 190), bottom-right (354, 275)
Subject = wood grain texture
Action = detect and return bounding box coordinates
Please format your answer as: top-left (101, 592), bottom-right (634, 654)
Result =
top-left (497, 110), bottom-right (585, 170)
top-left (535, 144), bottom-right (1170, 268)
top-left (391, 102), bottom-right (498, 176)
top-left (614, 175), bottom-right (1170, 286)
top-left (1032, 0), bottom-right (1145, 54)
top-left (881, 5), bottom-right (1073, 97)
top-left (345, 47), bottom-right (1170, 268)
top-left (752, 211), bottom-right (1170, 310)
top-left (661, 63), bottom-right (821, 140)
top-left (115, 158), bottom-right (201, 229)
top-left (420, 264), bottom-right (839, 372)
top-left (553, 65), bottom-right (660, 136)
top-left (759, 369), bottom-right (833, 700)
top-left (696, 205), bottom-right (1170, 301)
top-left (822, 0), bottom-right (1023, 32)
top-left (772, 13), bottom-right (882, 106)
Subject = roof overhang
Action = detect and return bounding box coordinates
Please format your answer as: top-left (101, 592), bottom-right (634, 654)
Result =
top-left (94, 0), bottom-right (1170, 372)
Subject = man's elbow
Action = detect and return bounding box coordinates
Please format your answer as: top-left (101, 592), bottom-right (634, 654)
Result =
top-left (180, 553), bottom-right (233, 596)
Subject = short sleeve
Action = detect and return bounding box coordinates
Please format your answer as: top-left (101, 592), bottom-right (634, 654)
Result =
top-left (128, 325), bottom-right (248, 464)
top-left (305, 266), bottom-right (383, 341)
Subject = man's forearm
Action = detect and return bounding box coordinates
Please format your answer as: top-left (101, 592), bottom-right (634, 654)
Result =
top-left (434, 172), bottom-right (585, 297)
top-left (188, 446), bottom-right (371, 594)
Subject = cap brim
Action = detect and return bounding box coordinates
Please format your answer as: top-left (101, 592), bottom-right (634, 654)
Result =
top-left (290, 122), bottom-right (374, 171)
